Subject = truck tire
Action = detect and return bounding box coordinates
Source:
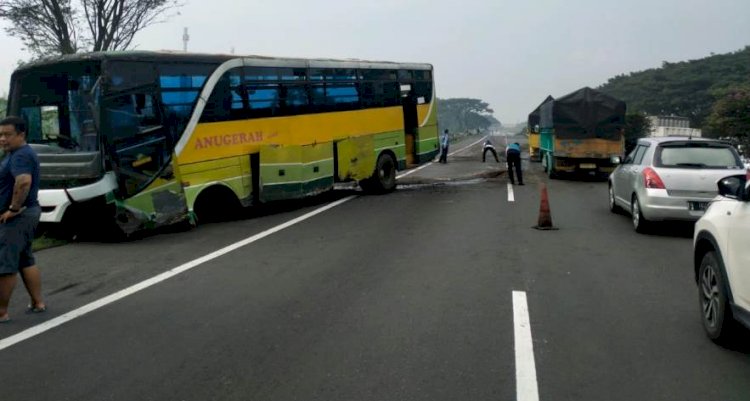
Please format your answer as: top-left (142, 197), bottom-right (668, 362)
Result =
top-left (546, 154), bottom-right (557, 179)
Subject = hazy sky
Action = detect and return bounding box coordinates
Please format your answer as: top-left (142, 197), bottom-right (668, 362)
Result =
top-left (0, 0), bottom-right (748, 124)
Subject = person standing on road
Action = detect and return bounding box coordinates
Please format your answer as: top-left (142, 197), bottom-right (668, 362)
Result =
top-left (482, 138), bottom-right (499, 162)
top-left (505, 142), bottom-right (524, 185)
top-left (438, 129), bottom-right (450, 163)
top-left (0, 116), bottom-right (45, 323)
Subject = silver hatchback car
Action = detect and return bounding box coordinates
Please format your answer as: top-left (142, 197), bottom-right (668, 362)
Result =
top-left (608, 137), bottom-right (746, 232)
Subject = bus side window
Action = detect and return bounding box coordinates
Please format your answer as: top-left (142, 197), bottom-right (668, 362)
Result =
top-left (247, 84), bottom-right (279, 118)
top-left (201, 67), bottom-right (245, 122)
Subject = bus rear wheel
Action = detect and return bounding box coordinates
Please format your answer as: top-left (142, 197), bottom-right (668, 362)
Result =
top-left (362, 153), bottom-right (397, 194)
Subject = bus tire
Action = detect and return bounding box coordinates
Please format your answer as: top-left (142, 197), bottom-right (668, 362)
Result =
top-left (364, 152), bottom-right (397, 194)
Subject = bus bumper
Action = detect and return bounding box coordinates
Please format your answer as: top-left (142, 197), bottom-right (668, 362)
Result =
top-left (39, 190), bottom-right (71, 223)
top-left (38, 173), bottom-right (118, 223)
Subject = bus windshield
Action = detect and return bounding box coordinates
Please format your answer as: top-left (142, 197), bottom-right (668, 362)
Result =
top-left (9, 61), bottom-right (102, 153)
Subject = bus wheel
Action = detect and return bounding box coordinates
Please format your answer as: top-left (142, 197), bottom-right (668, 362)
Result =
top-left (367, 153), bottom-right (397, 194)
top-left (194, 186), bottom-right (241, 224)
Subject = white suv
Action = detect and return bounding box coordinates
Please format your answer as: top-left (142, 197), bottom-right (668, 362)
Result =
top-left (693, 173), bottom-right (750, 343)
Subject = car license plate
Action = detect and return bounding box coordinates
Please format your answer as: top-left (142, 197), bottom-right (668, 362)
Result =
top-left (688, 201), bottom-right (709, 211)
top-left (579, 163), bottom-right (597, 169)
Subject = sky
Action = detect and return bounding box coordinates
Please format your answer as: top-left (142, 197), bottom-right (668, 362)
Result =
top-left (0, 0), bottom-right (748, 125)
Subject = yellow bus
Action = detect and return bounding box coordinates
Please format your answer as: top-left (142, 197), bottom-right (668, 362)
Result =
top-left (8, 51), bottom-right (438, 235)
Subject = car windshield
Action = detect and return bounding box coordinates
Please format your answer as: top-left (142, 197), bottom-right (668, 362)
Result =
top-left (656, 143), bottom-right (743, 169)
top-left (9, 61), bottom-right (102, 153)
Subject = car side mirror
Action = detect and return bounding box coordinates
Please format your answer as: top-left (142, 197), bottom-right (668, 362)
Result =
top-left (610, 156), bottom-right (622, 165)
top-left (717, 175), bottom-right (747, 200)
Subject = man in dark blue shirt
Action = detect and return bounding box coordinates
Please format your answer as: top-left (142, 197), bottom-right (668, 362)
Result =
top-left (0, 116), bottom-right (45, 323)
top-left (505, 142), bottom-right (524, 185)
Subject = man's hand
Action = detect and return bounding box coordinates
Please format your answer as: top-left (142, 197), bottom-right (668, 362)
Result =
top-left (0, 209), bottom-right (19, 223)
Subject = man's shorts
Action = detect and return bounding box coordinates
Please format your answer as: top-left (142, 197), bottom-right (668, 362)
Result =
top-left (0, 206), bottom-right (41, 275)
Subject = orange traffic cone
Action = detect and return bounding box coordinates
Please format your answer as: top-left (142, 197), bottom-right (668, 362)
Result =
top-left (533, 183), bottom-right (558, 230)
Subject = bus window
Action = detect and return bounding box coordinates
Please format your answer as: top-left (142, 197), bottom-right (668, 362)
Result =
top-left (326, 83), bottom-right (358, 109)
top-left (107, 62), bottom-right (157, 93)
top-left (159, 63), bottom-right (216, 134)
top-left (415, 81), bottom-right (433, 102)
top-left (245, 67), bottom-right (278, 81)
top-left (382, 82), bottom-right (401, 107)
top-left (280, 85), bottom-right (308, 115)
top-left (247, 84), bottom-right (279, 117)
top-left (279, 68), bottom-right (306, 81)
top-left (202, 67), bottom-right (245, 122)
top-left (398, 70), bottom-right (413, 81)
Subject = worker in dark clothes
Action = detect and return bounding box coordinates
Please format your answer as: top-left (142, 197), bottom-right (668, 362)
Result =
top-left (482, 139), bottom-right (499, 162)
top-left (505, 142), bottom-right (524, 185)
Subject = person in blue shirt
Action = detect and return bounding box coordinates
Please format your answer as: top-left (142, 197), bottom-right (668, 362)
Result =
top-left (438, 129), bottom-right (450, 163)
top-left (505, 142), bottom-right (524, 185)
top-left (0, 116), bottom-right (45, 323)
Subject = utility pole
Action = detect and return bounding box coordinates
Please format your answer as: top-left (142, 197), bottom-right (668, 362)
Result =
top-left (182, 27), bottom-right (189, 52)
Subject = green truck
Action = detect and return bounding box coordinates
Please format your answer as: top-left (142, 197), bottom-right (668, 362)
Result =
top-left (539, 87), bottom-right (625, 178)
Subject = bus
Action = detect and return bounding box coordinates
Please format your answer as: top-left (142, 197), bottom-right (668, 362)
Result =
top-left (7, 51), bottom-right (439, 235)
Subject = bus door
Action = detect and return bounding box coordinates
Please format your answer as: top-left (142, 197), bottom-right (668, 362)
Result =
top-left (401, 84), bottom-right (418, 166)
top-left (102, 91), bottom-right (187, 229)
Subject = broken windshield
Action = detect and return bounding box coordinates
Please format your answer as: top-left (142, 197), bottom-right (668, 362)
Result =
top-left (10, 62), bottom-right (101, 153)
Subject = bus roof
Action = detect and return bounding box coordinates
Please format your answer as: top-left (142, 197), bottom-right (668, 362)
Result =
top-left (14, 50), bottom-right (433, 73)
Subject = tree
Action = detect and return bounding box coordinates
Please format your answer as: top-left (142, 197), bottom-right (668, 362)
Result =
top-left (705, 86), bottom-right (750, 156)
top-left (0, 0), bottom-right (183, 58)
top-left (623, 113), bottom-right (652, 155)
top-left (437, 98), bottom-right (498, 136)
top-left (599, 46), bottom-right (750, 130)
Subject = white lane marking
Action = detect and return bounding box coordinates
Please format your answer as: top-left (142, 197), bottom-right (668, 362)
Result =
top-left (513, 291), bottom-right (540, 401)
top-left (397, 162), bottom-right (431, 179)
top-left (508, 183), bottom-right (515, 202)
top-left (449, 136), bottom-right (487, 157)
top-left (0, 195), bottom-right (357, 352)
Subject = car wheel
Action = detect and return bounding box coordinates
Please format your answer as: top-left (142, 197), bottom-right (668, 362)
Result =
top-left (631, 195), bottom-right (650, 233)
top-left (699, 251), bottom-right (738, 343)
top-left (608, 184), bottom-right (621, 214)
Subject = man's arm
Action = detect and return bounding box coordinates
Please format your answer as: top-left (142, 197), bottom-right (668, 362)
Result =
top-left (9, 173), bottom-right (32, 211)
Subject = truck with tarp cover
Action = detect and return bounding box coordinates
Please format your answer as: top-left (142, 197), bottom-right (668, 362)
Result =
top-left (539, 87), bottom-right (625, 178)
top-left (527, 95), bottom-right (553, 162)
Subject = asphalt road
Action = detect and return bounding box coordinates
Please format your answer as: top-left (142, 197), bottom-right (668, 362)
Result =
top-left (1, 135), bottom-right (749, 400)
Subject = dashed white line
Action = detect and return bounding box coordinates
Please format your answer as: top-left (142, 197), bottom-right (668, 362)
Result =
top-left (513, 291), bottom-right (540, 401)
top-left (508, 183), bottom-right (515, 202)
top-left (0, 195), bottom-right (357, 352)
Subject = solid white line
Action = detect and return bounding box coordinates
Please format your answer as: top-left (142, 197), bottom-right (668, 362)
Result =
top-left (397, 162), bottom-right (431, 178)
top-left (0, 195), bottom-right (357, 352)
top-left (508, 183), bottom-right (515, 202)
top-left (513, 291), bottom-right (540, 401)
top-left (449, 136), bottom-right (487, 157)
top-left (397, 136), bottom-right (487, 179)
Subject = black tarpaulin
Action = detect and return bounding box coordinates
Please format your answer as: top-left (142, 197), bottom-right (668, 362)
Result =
top-left (540, 87), bottom-right (626, 140)
top-left (528, 95), bottom-right (554, 128)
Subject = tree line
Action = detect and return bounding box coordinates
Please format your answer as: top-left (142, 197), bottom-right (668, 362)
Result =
top-left (437, 98), bottom-right (500, 137)
top-left (599, 46), bottom-right (750, 154)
